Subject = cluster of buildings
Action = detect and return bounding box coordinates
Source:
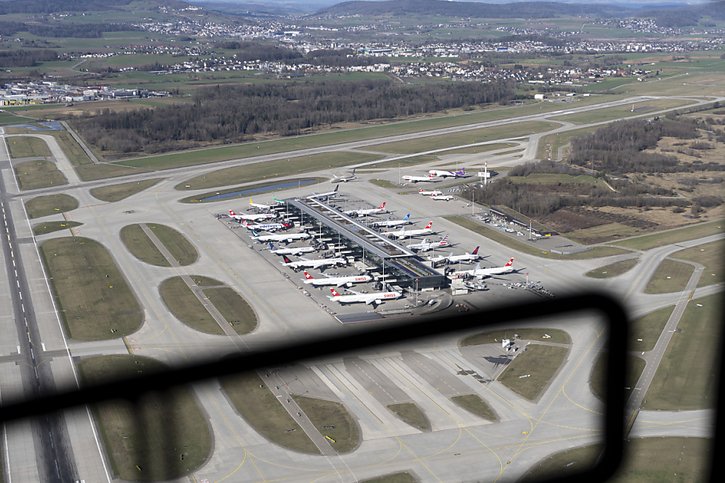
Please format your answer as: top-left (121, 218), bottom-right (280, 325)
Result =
top-left (0, 82), bottom-right (167, 106)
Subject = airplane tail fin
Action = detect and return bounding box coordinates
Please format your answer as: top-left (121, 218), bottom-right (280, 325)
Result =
top-left (282, 255), bottom-right (293, 264)
top-left (425, 221), bottom-right (433, 229)
top-left (379, 201), bottom-right (386, 209)
top-left (268, 242), bottom-right (275, 250)
top-left (249, 198), bottom-right (254, 205)
top-left (334, 185), bottom-right (339, 192)
top-left (330, 288), bottom-right (341, 297)
top-left (229, 209), bottom-right (236, 216)
top-left (505, 257), bottom-right (514, 267)
top-left (403, 213), bottom-right (410, 221)
top-left (303, 271), bottom-right (313, 280)
top-left (472, 246), bottom-right (479, 255)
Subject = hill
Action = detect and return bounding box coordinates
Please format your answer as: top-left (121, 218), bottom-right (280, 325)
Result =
top-left (0, 0), bottom-right (189, 15)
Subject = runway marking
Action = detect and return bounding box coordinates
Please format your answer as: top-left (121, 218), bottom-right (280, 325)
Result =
top-left (463, 427), bottom-right (505, 479)
top-left (395, 436), bottom-right (442, 482)
top-left (215, 448), bottom-right (248, 483)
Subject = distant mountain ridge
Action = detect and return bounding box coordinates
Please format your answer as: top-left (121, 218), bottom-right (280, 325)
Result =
top-left (0, 0), bottom-right (190, 15)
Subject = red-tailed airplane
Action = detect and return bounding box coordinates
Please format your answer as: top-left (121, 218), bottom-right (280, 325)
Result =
top-left (327, 287), bottom-right (402, 306)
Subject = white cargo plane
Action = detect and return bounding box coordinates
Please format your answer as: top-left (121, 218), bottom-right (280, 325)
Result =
top-left (449, 257), bottom-right (516, 279)
top-left (402, 174), bottom-right (436, 183)
top-left (431, 194), bottom-right (453, 201)
top-left (267, 243), bottom-right (316, 256)
top-left (382, 221), bottom-right (434, 239)
top-left (228, 209), bottom-right (276, 222)
top-left (344, 201), bottom-right (387, 217)
top-left (331, 169), bottom-right (356, 183)
top-left (307, 185), bottom-right (339, 200)
top-left (418, 188), bottom-right (443, 196)
top-left (371, 213), bottom-right (412, 228)
top-left (328, 287), bottom-right (402, 306)
top-left (303, 271), bottom-right (372, 287)
top-left (407, 234), bottom-right (450, 252)
top-left (428, 246), bottom-right (480, 266)
top-left (282, 255), bottom-right (347, 271)
top-left (428, 168), bottom-right (465, 178)
top-left (252, 232), bottom-right (311, 243)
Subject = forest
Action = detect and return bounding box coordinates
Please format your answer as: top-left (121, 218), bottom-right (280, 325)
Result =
top-left (0, 48), bottom-right (58, 67)
top-left (71, 79), bottom-right (516, 155)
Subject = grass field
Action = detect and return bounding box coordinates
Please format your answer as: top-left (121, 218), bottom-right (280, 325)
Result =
top-left (203, 287), bottom-right (257, 335)
top-left (40, 237), bottom-right (143, 340)
top-left (498, 344), bottom-right (569, 401)
top-left (644, 293), bottom-right (722, 410)
top-left (179, 177), bottom-right (325, 203)
top-left (120, 223), bottom-right (197, 267)
top-left (442, 142), bottom-right (514, 155)
top-left (25, 194), bottom-right (78, 219)
top-left (365, 154), bottom-right (439, 169)
top-left (159, 277), bottom-right (223, 335)
top-left (585, 258), bottom-right (639, 279)
top-left (90, 179), bottom-right (163, 202)
top-left (44, 130), bottom-right (93, 167)
top-left (360, 472), bottom-right (417, 483)
top-left (613, 220), bottom-right (723, 250)
top-left (535, 126), bottom-right (598, 160)
top-left (14, 159), bottom-right (68, 190)
top-left (589, 353), bottom-right (646, 403)
top-left (644, 259), bottom-right (695, 294)
top-left (293, 395), bottom-right (361, 454)
top-left (6, 136), bottom-right (51, 158)
top-left (631, 305), bottom-right (675, 352)
top-left (450, 395), bottom-right (498, 422)
top-left (220, 371), bottom-right (319, 454)
top-left (564, 223), bottom-right (646, 245)
top-left (555, 98), bottom-right (694, 124)
top-left (148, 223), bottom-right (198, 266)
top-left (176, 152), bottom-right (379, 191)
top-left (507, 173), bottom-right (604, 187)
top-left (78, 355), bottom-right (212, 481)
top-left (672, 239), bottom-right (724, 288)
top-left (369, 179), bottom-right (400, 189)
top-left (461, 328), bottom-right (571, 346)
top-left (32, 221), bottom-right (82, 236)
top-left (444, 216), bottom-right (631, 259)
top-left (387, 403), bottom-right (431, 432)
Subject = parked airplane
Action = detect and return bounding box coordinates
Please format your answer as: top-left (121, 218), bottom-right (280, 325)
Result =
top-left (407, 234), bottom-right (450, 252)
top-left (428, 168), bottom-right (465, 178)
top-left (449, 257), bottom-right (516, 279)
top-left (248, 198), bottom-right (279, 211)
top-left (428, 246), bottom-right (480, 266)
top-left (252, 232), bottom-right (311, 243)
top-left (307, 185), bottom-right (339, 200)
top-left (241, 220), bottom-right (292, 232)
top-left (282, 255), bottom-right (347, 271)
top-left (267, 243), bottom-right (316, 256)
top-left (418, 188), bottom-right (443, 196)
top-left (382, 221), bottom-right (434, 239)
top-left (402, 174), bottom-right (436, 183)
top-left (371, 213), bottom-right (412, 228)
top-left (331, 168), bottom-right (356, 183)
top-left (328, 287), bottom-right (402, 306)
top-left (303, 271), bottom-right (372, 287)
top-left (344, 202), bottom-right (387, 217)
top-left (228, 210), bottom-right (276, 222)
top-left (431, 194), bottom-right (453, 201)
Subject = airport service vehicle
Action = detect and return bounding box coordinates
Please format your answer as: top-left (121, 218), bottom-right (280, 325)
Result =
top-left (344, 202), bottom-right (387, 217)
top-left (402, 174), bottom-right (436, 183)
top-left (281, 255), bottom-right (347, 271)
top-left (302, 271), bottom-right (372, 287)
top-left (327, 287), bottom-right (402, 306)
top-left (267, 243), bottom-right (316, 256)
top-left (306, 185), bottom-right (339, 201)
top-left (407, 234), bottom-right (450, 252)
top-left (241, 220), bottom-right (292, 232)
top-left (428, 246), bottom-right (480, 266)
top-left (228, 210), bottom-right (276, 222)
top-left (449, 258), bottom-right (516, 279)
top-left (371, 213), bottom-right (412, 228)
top-left (331, 168), bottom-right (356, 183)
top-left (431, 194), bottom-right (453, 201)
top-left (382, 221), bottom-right (434, 240)
top-left (418, 188), bottom-right (443, 196)
top-left (428, 168), bottom-right (465, 178)
top-left (252, 232), bottom-right (311, 244)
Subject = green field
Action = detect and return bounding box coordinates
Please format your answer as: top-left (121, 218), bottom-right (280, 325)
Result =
top-left (5, 136), bottom-right (51, 158)
top-left (14, 159), bottom-right (68, 190)
top-left (461, 328), bottom-right (571, 346)
top-left (148, 223), bottom-right (198, 266)
top-left (366, 154), bottom-right (439, 169)
top-left (644, 259), bottom-right (695, 294)
top-left (32, 220), bottom-right (83, 236)
top-left (387, 403), bottom-right (431, 432)
top-left (555, 98), bottom-right (694, 124)
top-left (220, 371), bottom-right (319, 454)
top-left (120, 223), bottom-right (197, 267)
top-left (360, 472), bottom-right (417, 483)
top-left (613, 220), bottom-right (723, 250)
top-left (159, 277), bottom-right (223, 335)
top-left (78, 355), bottom-right (212, 481)
top-left (565, 222), bottom-right (648, 245)
top-left (293, 395), bottom-right (361, 454)
top-left (589, 353), bottom-right (646, 403)
top-left (40, 237), bottom-right (143, 340)
top-left (535, 126), bottom-right (598, 160)
top-left (442, 142), bottom-right (514, 155)
top-left (203, 287), bottom-right (257, 335)
top-left (25, 194), bottom-right (78, 219)
top-left (450, 394), bottom-right (498, 422)
top-left (584, 258), bottom-right (639, 279)
top-left (498, 344), bottom-right (569, 401)
top-left (507, 173), bottom-right (605, 187)
top-left (644, 293), bottom-right (722, 410)
top-left (673, 239), bottom-right (724, 288)
top-left (368, 178), bottom-right (400, 189)
top-left (631, 305), bottom-right (675, 352)
top-left (179, 177), bottom-right (325, 203)
top-left (90, 178), bottom-right (163, 202)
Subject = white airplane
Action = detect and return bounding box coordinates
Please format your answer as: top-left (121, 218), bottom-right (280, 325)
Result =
top-left (450, 257), bottom-right (516, 279)
top-left (331, 168), bottom-right (356, 183)
top-left (407, 234), bottom-right (450, 252)
top-left (267, 243), bottom-right (316, 256)
top-left (328, 287), bottom-right (402, 306)
top-left (429, 246), bottom-right (480, 266)
top-left (418, 188), bottom-right (443, 196)
top-left (303, 271), bottom-right (372, 287)
top-left (307, 185), bottom-right (339, 200)
top-left (371, 213), bottom-right (412, 228)
top-left (382, 221), bottom-right (434, 240)
top-left (431, 194), bottom-right (453, 201)
top-left (344, 201), bottom-right (387, 217)
top-left (252, 232), bottom-right (311, 244)
top-left (402, 174), bottom-right (436, 183)
top-left (228, 209), bottom-right (276, 222)
top-left (428, 168), bottom-right (465, 178)
top-left (281, 255), bottom-right (347, 271)
top-left (248, 198), bottom-right (280, 211)
top-left (241, 220), bottom-right (292, 232)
